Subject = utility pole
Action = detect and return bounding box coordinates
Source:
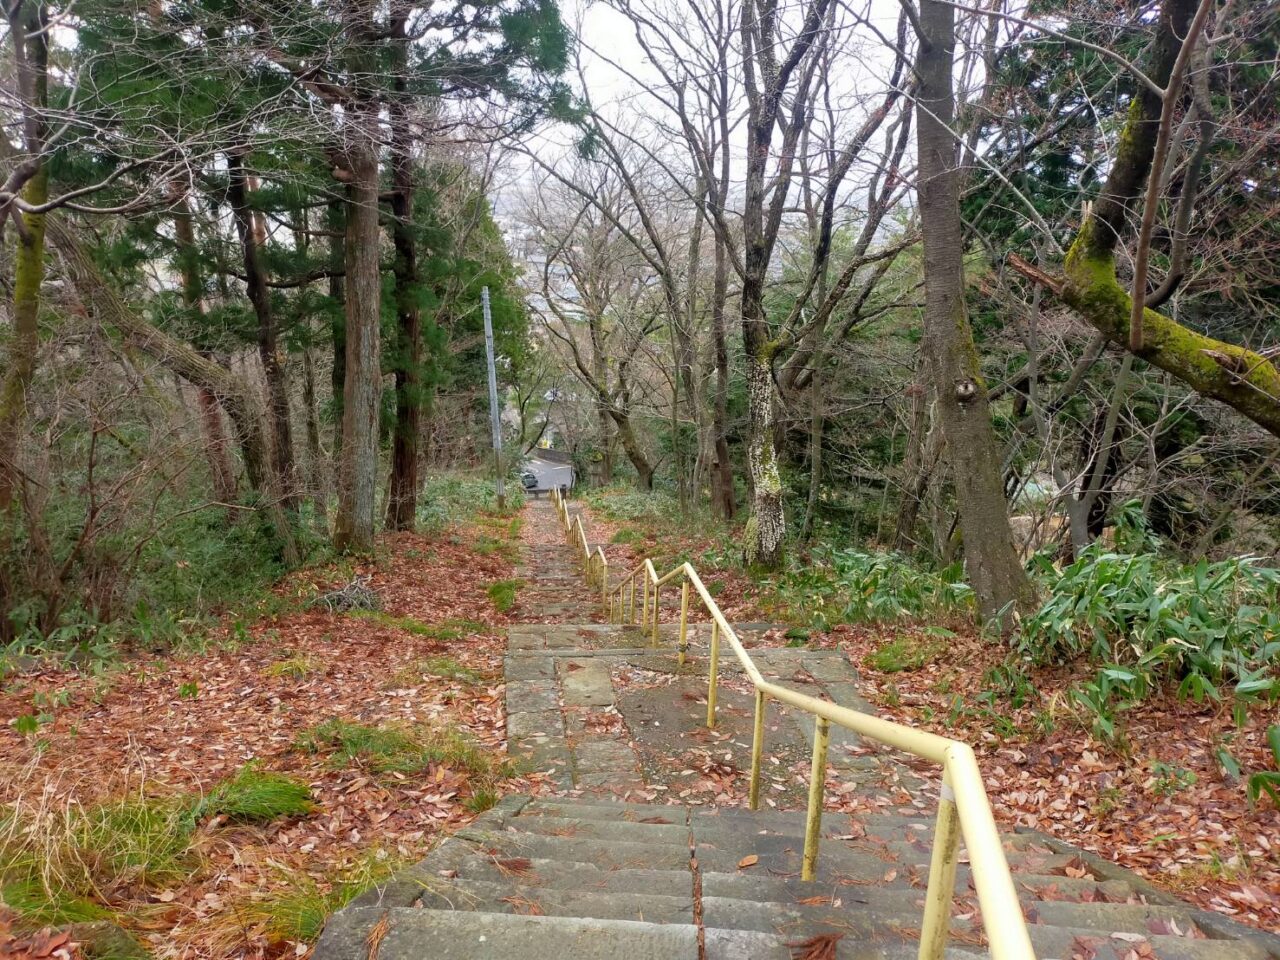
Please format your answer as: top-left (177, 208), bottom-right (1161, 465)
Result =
top-left (482, 286), bottom-right (506, 510)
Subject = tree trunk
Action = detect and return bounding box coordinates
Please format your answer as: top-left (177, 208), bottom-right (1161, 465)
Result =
top-left (611, 408), bottom-right (655, 490)
top-left (227, 153), bottom-right (297, 506)
top-left (301, 344), bottom-right (328, 523)
top-left (743, 345), bottom-right (785, 569)
top-left (328, 199), bottom-right (347, 451)
top-left (916, 0), bottom-right (1035, 624)
top-left (0, 0), bottom-right (48, 514)
top-left (333, 107), bottom-right (382, 553)
top-left (710, 230), bottom-right (736, 520)
top-left (384, 32), bottom-right (421, 532)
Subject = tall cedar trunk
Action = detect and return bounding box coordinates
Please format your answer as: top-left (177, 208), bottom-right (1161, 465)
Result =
top-left (301, 344), bottom-right (328, 521)
top-left (328, 199), bottom-right (347, 450)
top-left (45, 217), bottom-right (299, 564)
top-left (915, 0), bottom-right (1034, 624)
top-left (227, 153), bottom-right (297, 505)
top-left (169, 185), bottom-right (237, 505)
top-left (0, 0), bottom-right (48, 514)
top-left (385, 33), bottom-right (421, 531)
top-left (333, 109), bottom-right (382, 553)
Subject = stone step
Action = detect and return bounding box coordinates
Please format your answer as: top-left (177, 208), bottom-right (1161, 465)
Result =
top-left (314, 907), bottom-right (699, 959)
top-left (691, 830), bottom-right (1058, 878)
top-left (489, 813), bottom-right (691, 846)
top-left (700, 867), bottom-right (1137, 903)
top-left (453, 825), bottom-right (693, 872)
top-left (703, 929), bottom-right (971, 960)
top-left (415, 877), bottom-right (694, 924)
top-left (432, 848), bottom-right (694, 896)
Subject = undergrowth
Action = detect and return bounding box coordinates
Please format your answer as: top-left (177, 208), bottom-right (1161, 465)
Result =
top-left (0, 764), bottom-right (310, 931)
top-left (297, 718), bottom-right (505, 781)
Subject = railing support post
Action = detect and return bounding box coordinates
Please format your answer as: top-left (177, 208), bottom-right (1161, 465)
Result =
top-left (641, 577), bottom-right (649, 628)
top-left (651, 583), bottom-right (660, 645)
top-left (600, 558), bottom-right (608, 610)
top-left (706, 620), bottom-right (721, 729)
top-left (629, 578), bottom-right (636, 624)
top-left (749, 689), bottom-right (766, 810)
top-left (801, 717), bottom-right (831, 881)
top-left (677, 581), bottom-right (690, 668)
top-left (918, 771), bottom-right (962, 960)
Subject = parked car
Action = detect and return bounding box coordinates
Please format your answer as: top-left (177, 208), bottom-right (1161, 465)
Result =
top-left (519, 469), bottom-right (538, 491)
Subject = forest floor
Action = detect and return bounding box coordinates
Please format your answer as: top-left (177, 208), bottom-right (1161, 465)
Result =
top-left (587, 492), bottom-right (1280, 934)
top-left (0, 506), bottom-right (548, 958)
top-left (1, 489), bottom-right (1278, 960)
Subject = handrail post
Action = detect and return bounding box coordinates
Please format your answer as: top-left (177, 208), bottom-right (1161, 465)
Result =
top-left (641, 577), bottom-right (649, 628)
top-left (749, 689), bottom-right (766, 809)
top-left (629, 578), bottom-right (636, 624)
top-left (677, 580), bottom-right (690, 668)
top-left (600, 557), bottom-right (608, 609)
top-left (918, 770), bottom-right (962, 960)
top-left (801, 717), bottom-right (831, 881)
top-left (706, 620), bottom-right (721, 728)
top-left (651, 582), bottom-right (660, 645)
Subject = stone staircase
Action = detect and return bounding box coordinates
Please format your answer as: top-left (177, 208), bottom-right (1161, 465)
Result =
top-left (313, 502), bottom-right (1280, 959)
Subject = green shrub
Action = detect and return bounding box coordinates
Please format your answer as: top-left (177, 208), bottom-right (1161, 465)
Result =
top-left (416, 475), bottom-right (526, 533)
top-left (1019, 549), bottom-right (1280, 734)
top-left (772, 548), bottom-right (973, 629)
top-left (186, 764), bottom-right (313, 824)
top-left (1248, 725), bottom-right (1280, 808)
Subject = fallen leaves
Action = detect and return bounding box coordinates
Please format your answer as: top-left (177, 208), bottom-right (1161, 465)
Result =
top-left (785, 933), bottom-right (844, 960)
top-left (737, 854), bottom-right (759, 869)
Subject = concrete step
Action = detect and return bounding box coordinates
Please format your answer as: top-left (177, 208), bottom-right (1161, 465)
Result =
top-left (700, 867), bottom-right (1136, 903)
top-left (493, 813), bottom-right (691, 846)
top-left (315, 907), bottom-right (699, 959)
top-left (453, 825), bottom-right (693, 872)
top-left (415, 877), bottom-right (694, 924)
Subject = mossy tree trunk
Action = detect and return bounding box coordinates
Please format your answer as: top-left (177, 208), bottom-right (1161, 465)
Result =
top-left (0, 0), bottom-right (49, 515)
top-left (915, 0), bottom-right (1036, 625)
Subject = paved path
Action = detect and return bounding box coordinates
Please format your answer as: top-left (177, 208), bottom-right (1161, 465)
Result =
top-left (314, 500), bottom-right (1280, 960)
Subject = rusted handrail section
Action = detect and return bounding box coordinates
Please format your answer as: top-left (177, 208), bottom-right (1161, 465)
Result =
top-left (549, 489), bottom-right (1035, 960)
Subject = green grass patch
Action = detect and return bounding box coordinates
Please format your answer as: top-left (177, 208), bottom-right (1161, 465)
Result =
top-left (486, 579), bottom-right (522, 613)
top-left (348, 611), bottom-right (487, 641)
top-left (0, 877), bottom-right (112, 926)
top-left (610, 527), bottom-right (643, 545)
top-left (262, 654), bottom-right (320, 679)
top-left (298, 719), bottom-right (504, 780)
top-left (865, 636), bottom-right (945, 673)
top-left (187, 764), bottom-right (313, 824)
top-left (247, 851), bottom-right (402, 944)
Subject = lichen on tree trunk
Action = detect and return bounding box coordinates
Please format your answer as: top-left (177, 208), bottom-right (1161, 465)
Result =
top-left (743, 351), bottom-right (785, 570)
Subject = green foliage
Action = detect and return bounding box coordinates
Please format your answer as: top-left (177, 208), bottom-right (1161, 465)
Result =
top-left (416, 475), bottom-right (526, 533)
top-left (1247, 726), bottom-right (1280, 808)
top-left (177, 680), bottom-right (199, 699)
top-left (486, 578), bottom-right (522, 613)
top-left (186, 765), bottom-right (313, 825)
top-left (865, 636), bottom-right (945, 673)
top-left (772, 547), bottom-right (973, 629)
top-left (1150, 761), bottom-right (1197, 798)
top-left (979, 663), bottom-right (1038, 709)
top-left (297, 719), bottom-right (503, 781)
top-left (1020, 547), bottom-right (1280, 737)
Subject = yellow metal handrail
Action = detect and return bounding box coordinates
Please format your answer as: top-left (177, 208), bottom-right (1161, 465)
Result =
top-left (549, 490), bottom-right (1034, 960)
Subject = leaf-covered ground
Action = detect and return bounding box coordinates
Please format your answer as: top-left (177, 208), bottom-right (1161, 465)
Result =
top-left (0, 518), bottom-right (551, 958)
